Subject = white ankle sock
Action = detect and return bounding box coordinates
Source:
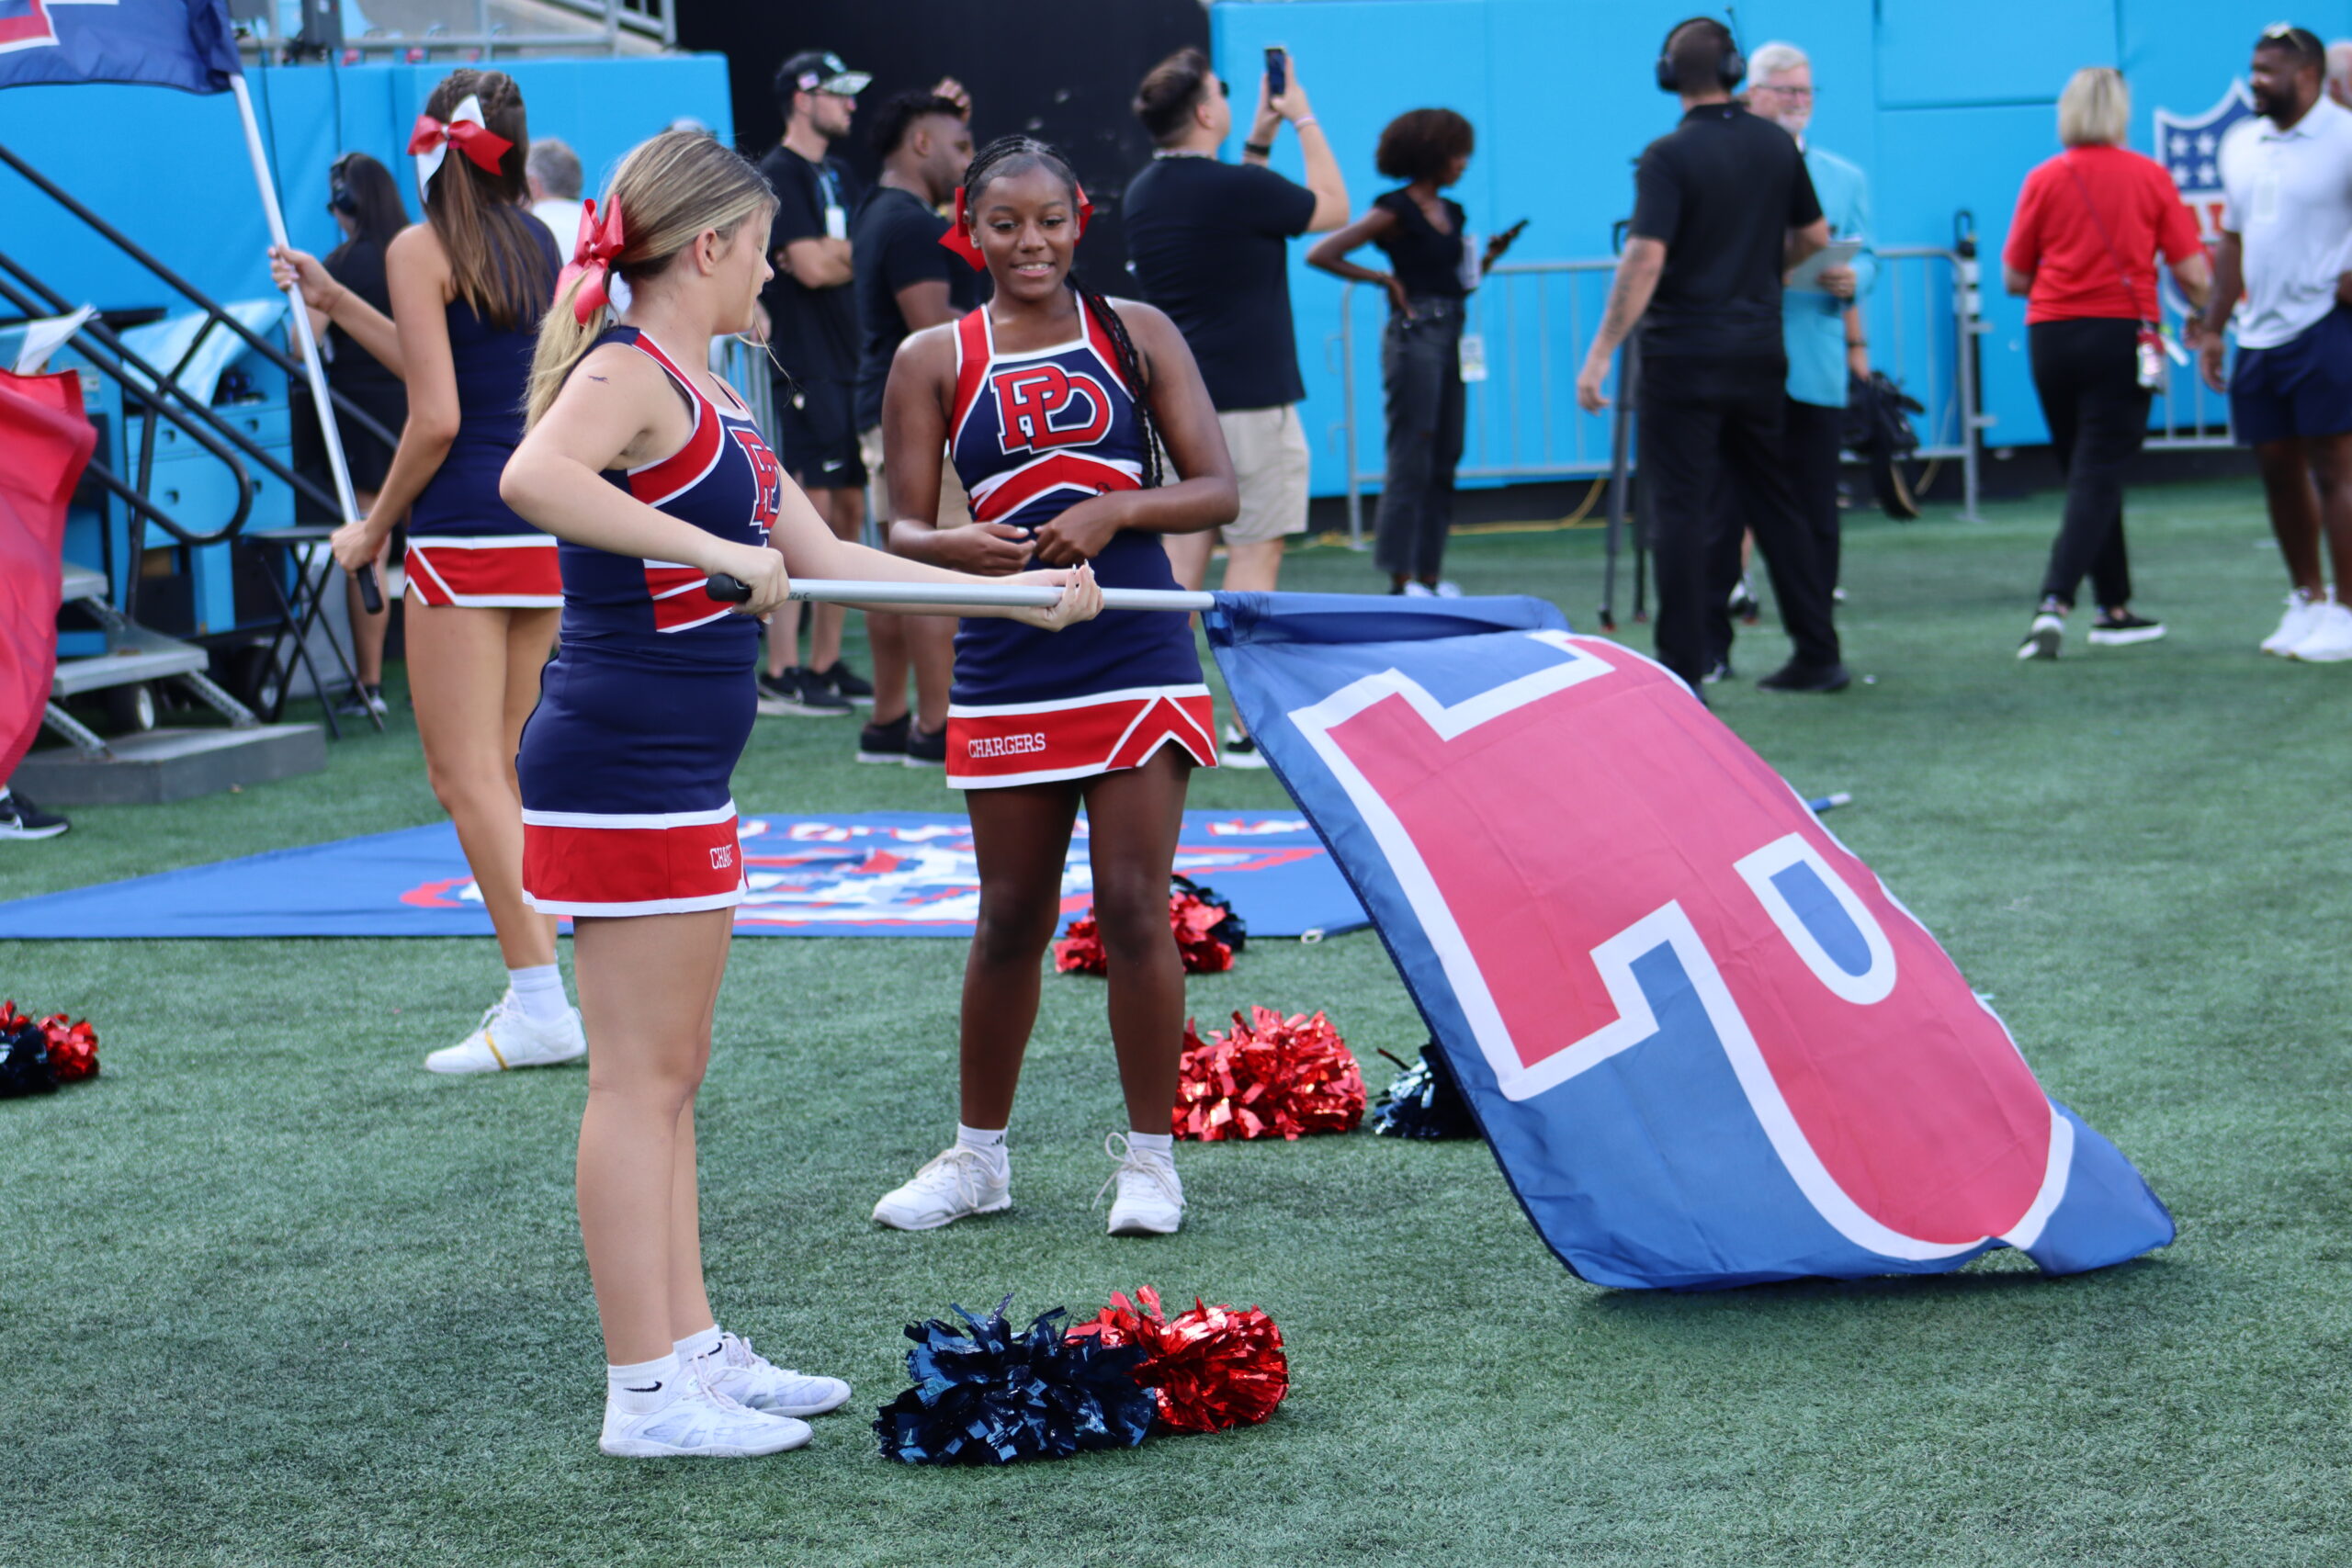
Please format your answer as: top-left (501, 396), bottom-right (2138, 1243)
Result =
top-left (956, 1123), bottom-right (1009, 1172)
top-left (508, 964), bottom-right (568, 1024)
top-left (607, 1351), bottom-right (681, 1415)
top-left (673, 1323), bottom-right (724, 1363)
top-left (1125, 1130), bottom-right (1174, 1159)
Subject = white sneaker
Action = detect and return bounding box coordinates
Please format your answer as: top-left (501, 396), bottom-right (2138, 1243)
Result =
top-left (871, 1145), bottom-right (1012, 1231)
top-left (424, 991), bottom-right (587, 1075)
top-left (2262, 590), bottom-right (2329, 656)
top-left (699, 1332), bottom-right (851, 1418)
top-left (1219, 724), bottom-right (1271, 770)
top-left (2291, 602), bottom-right (2352, 662)
top-left (1096, 1132), bottom-right (1184, 1236)
top-left (599, 1359), bottom-right (812, 1459)
top-left (1400, 580), bottom-right (1436, 598)
top-left (2018, 613), bottom-right (2064, 660)
top-left (1432, 580), bottom-right (1463, 599)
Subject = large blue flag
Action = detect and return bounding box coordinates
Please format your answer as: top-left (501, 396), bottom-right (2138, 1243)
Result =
top-left (1204, 592), bottom-right (2173, 1290)
top-left (0, 0), bottom-right (240, 95)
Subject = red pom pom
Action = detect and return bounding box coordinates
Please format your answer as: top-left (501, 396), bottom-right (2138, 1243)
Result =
top-left (1171, 1007), bottom-right (1364, 1141)
top-left (1052, 913), bottom-right (1107, 975)
top-left (1067, 1285), bottom-right (1289, 1434)
top-left (0, 999), bottom-right (27, 1034)
top-left (40, 1014), bottom-right (97, 1083)
top-left (1053, 891), bottom-right (1234, 976)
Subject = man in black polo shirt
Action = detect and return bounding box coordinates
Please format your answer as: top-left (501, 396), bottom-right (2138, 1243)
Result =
top-left (850, 89), bottom-right (990, 767)
top-left (1124, 46), bottom-right (1347, 764)
top-left (1576, 18), bottom-right (1844, 694)
top-left (756, 49), bottom-right (873, 716)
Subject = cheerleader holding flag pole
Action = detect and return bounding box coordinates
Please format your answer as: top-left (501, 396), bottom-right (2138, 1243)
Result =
top-left (869, 136), bottom-right (1240, 1239)
top-left (499, 130), bottom-right (1096, 1461)
top-left (272, 70), bottom-right (575, 1075)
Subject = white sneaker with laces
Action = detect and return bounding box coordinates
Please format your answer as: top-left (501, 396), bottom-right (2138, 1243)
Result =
top-left (2263, 590), bottom-right (2329, 656)
top-left (424, 991), bottom-right (587, 1075)
top-left (1096, 1132), bottom-right (1184, 1236)
top-left (871, 1145), bottom-right (1012, 1231)
top-left (599, 1359), bottom-right (812, 1459)
top-left (699, 1332), bottom-right (851, 1418)
top-left (2292, 602), bottom-right (2352, 662)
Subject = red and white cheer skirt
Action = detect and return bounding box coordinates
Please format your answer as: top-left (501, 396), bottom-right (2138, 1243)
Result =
top-left (945, 684), bottom-right (1218, 789)
top-left (520, 800), bottom-right (746, 918)
top-left (404, 536), bottom-right (563, 608)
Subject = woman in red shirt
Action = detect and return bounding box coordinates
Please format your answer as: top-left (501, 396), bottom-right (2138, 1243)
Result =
top-left (2004, 67), bottom-right (2211, 660)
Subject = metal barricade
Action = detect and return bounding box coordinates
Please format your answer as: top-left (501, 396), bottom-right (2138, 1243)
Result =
top-left (2146, 338), bottom-right (2233, 449)
top-left (1328, 247), bottom-right (1985, 544)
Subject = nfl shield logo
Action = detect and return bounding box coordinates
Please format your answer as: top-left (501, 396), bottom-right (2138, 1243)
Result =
top-left (2155, 81), bottom-right (2255, 242)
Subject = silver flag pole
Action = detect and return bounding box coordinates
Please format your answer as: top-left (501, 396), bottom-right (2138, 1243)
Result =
top-left (704, 576), bottom-right (1213, 613)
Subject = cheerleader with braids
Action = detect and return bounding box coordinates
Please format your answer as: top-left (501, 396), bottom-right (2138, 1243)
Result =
top-left (501, 130), bottom-right (1098, 1459)
top-left (871, 136), bottom-right (1239, 1237)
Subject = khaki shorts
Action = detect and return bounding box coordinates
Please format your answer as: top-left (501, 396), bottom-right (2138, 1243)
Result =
top-left (1215, 403), bottom-right (1310, 544)
top-left (859, 424), bottom-right (973, 533)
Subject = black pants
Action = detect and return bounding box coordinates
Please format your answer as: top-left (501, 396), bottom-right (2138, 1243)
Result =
top-left (2030, 318), bottom-right (2151, 610)
top-left (1707, 395), bottom-right (1845, 669)
top-left (1639, 354), bottom-right (1840, 687)
top-left (1374, 300), bottom-right (1466, 581)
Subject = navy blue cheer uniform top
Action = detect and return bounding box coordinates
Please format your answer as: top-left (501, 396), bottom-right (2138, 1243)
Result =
top-left (943, 293), bottom-right (1216, 787)
top-left (403, 216), bottom-right (564, 608)
top-left (516, 327), bottom-right (783, 917)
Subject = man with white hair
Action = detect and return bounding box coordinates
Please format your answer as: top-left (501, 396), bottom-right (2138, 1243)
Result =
top-left (1705, 39), bottom-right (1875, 682)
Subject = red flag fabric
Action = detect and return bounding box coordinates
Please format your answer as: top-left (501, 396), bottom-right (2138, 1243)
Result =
top-left (0, 370), bottom-right (96, 783)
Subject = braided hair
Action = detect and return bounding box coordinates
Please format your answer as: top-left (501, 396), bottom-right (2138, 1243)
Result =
top-left (962, 135), bottom-right (1162, 490)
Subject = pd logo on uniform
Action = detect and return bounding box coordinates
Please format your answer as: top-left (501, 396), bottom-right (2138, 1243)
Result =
top-left (1205, 593), bottom-right (2174, 1290)
top-left (990, 364), bottom-right (1114, 455)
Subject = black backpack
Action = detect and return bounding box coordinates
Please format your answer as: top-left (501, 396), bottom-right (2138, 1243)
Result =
top-left (1843, 369), bottom-right (1927, 520)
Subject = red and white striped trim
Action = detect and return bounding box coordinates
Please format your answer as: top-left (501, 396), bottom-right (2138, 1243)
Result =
top-left (520, 799), bottom-right (745, 916)
top-left (946, 684), bottom-right (1217, 789)
top-left (624, 336), bottom-right (725, 507)
top-left (403, 536), bottom-right (561, 607)
top-left (967, 450), bottom-right (1142, 523)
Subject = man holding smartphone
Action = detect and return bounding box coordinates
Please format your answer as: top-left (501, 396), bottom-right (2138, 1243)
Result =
top-left (1125, 45), bottom-right (1348, 765)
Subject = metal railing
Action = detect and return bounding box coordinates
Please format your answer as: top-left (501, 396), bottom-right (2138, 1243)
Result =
top-left (2147, 341), bottom-right (2233, 449)
top-left (1328, 247), bottom-right (1986, 543)
top-left (233, 0), bottom-right (672, 59)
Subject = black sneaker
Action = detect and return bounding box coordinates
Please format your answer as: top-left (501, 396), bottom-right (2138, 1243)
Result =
top-left (1756, 660), bottom-right (1852, 694)
top-left (904, 722), bottom-right (948, 769)
top-left (1219, 724), bottom-right (1270, 770)
top-left (755, 668), bottom-right (852, 717)
top-left (334, 682), bottom-right (388, 717)
top-left (1729, 575), bottom-right (1760, 623)
top-left (857, 713), bottom-right (910, 763)
top-left (818, 660), bottom-right (875, 705)
top-left (1701, 657), bottom-right (1734, 685)
top-left (0, 792), bottom-right (69, 841)
top-left (2086, 609), bottom-right (2165, 648)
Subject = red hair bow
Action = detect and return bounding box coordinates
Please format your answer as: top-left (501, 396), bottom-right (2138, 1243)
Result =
top-left (937, 181), bottom-right (1096, 272)
top-left (407, 94), bottom-right (512, 197)
top-left (556, 197), bottom-right (627, 322)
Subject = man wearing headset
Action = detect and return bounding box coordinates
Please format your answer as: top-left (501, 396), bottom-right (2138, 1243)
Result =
top-left (1577, 17), bottom-right (1843, 695)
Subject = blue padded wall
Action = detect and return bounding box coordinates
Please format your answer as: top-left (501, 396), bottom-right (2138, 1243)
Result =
top-left (1211, 0), bottom-right (2352, 495)
top-left (0, 55), bottom-right (731, 317)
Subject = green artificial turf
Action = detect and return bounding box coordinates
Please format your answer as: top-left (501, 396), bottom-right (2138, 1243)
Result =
top-left (7, 478), bottom-right (2352, 1565)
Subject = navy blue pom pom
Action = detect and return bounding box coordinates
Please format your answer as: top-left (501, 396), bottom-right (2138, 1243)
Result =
top-left (874, 1296), bottom-right (1156, 1464)
top-left (1369, 1040), bottom-right (1481, 1139)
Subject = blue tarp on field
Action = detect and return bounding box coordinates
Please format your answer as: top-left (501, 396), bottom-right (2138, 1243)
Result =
top-left (0, 809), bottom-right (1367, 940)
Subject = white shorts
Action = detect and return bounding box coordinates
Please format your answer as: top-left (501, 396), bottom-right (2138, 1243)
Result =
top-left (1215, 404), bottom-right (1310, 544)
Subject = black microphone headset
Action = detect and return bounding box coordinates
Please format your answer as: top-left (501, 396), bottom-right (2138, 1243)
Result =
top-left (1655, 14), bottom-right (1747, 94)
top-left (328, 152), bottom-right (360, 217)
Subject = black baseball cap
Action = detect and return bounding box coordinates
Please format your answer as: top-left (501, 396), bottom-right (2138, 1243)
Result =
top-left (776, 50), bottom-right (872, 100)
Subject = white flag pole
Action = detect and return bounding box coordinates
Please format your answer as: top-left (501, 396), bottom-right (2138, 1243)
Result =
top-left (229, 73), bottom-right (378, 606)
top-left (707, 576), bottom-right (1214, 613)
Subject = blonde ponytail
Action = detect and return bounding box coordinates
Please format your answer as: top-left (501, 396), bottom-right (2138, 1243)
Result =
top-left (526, 130), bottom-right (775, 429)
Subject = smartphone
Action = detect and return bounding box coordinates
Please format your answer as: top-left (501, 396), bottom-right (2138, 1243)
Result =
top-left (1265, 45), bottom-right (1288, 97)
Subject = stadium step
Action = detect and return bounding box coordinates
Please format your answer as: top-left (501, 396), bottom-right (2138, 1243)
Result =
top-left (32, 560), bottom-right (324, 804)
